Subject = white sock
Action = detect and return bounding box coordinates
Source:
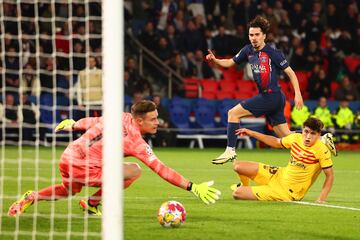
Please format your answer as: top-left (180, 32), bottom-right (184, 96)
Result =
top-left (226, 146), bottom-right (235, 152)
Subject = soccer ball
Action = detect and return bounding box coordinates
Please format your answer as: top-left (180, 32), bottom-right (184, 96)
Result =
top-left (157, 201), bottom-right (186, 228)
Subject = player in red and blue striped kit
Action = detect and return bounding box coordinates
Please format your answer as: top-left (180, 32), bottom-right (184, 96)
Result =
top-left (206, 16), bottom-right (336, 165)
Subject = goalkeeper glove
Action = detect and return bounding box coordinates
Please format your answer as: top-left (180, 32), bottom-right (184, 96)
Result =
top-left (55, 119), bottom-right (76, 132)
top-left (189, 181), bottom-right (221, 204)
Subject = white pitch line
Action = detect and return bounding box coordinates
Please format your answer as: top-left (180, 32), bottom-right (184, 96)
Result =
top-left (292, 201), bottom-right (360, 211)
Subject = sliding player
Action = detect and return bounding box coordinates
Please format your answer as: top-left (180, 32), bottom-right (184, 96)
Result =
top-left (231, 117), bottom-right (334, 202)
top-left (8, 100), bottom-right (221, 217)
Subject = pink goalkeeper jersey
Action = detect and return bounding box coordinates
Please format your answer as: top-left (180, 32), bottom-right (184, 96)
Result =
top-left (67, 113), bottom-right (189, 189)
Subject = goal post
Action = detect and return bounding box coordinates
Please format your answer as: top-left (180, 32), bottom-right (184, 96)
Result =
top-left (102, 0), bottom-right (123, 239)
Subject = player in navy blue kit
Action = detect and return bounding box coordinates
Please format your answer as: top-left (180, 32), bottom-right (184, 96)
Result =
top-left (206, 16), bottom-right (337, 164)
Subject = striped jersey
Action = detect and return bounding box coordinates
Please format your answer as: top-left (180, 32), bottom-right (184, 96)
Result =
top-left (233, 44), bottom-right (289, 93)
top-left (280, 133), bottom-right (333, 199)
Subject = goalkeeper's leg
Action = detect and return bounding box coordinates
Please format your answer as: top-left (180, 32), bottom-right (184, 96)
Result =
top-left (79, 162), bottom-right (141, 215)
top-left (8, 183), bottom-right (82, 217)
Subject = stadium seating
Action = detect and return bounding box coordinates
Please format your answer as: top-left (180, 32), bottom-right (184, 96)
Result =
top-left (183, 77), bottom-right (199, 98)
top-left (194, 105), bottom-right (223, 134)
top-left (200, 79), bottom-right (219, 99)
top-left (169, 105), bottom-right (195, 134)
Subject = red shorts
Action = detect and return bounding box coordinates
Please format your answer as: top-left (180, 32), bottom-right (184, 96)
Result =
top-left (59, 145), bottom-right (102, 192)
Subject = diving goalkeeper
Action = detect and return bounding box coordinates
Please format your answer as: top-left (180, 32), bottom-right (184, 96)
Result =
top-left (8, 100), bottom-right (221, 217)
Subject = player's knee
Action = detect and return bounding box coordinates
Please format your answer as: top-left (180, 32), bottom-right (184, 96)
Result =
top-left (232, 189), bottom-right (242, 200)
top-left (228, 108), bottom-right (237, 118)
top-left (233, 161), bottom-right (244, 174)
top-left (129, 163), bottom-right (142, 179)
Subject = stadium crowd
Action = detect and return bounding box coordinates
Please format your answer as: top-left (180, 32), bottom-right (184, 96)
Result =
top-left (0, 1), bottom-right (359, 145)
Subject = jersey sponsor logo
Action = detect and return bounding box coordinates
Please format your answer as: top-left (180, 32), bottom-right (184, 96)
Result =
top-left (250, 64), bottom-right (267, 74)
top-left (290, 158), bottom-right (306, 169)
top-left (261, 56), bottom-right (267, 63)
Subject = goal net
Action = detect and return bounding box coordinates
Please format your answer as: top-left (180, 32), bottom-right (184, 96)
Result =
top-left (0, 1), bottom-right (122, 239)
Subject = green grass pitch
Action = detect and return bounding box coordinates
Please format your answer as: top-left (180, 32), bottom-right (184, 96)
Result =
top-left (1, 146), bottom-right (359, 239)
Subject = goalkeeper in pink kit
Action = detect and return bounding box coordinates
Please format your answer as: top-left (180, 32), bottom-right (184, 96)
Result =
top-left (8, 100), bottom-right (221, 216)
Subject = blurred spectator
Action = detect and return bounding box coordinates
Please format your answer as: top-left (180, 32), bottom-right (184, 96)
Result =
top-left (3, 94), bottom-right (37, 141)
top-left (169, 52), bottom-right (187, 77)
top-left (334, 75), bottom-right (360, 101)
top-left (186, 0), bottom-right (205, 19)
top-left (152, 94), bottom-right (174, 147)
top-left (5, 47), bottom-right (20, 94)
top-left (335, 30), bottom-right (354, 55)
top-left (325, 3), bottom-right (340, 30)
top-left (21, 35), bottom-right (36, 66)
top-left (231, 25), bottom-right (247, 54)
top-left (308, 68), bottom-right (331, 99)
top-left (231, 0), bottom-right (257, 27)
top-left (201, 28), bottom-right (214, 53)
top-left (312, 97), bottom-right (334, 132)
top-left (212, 26), bottom-right (232, 57)
top-left (21, 64), bottom-right (41, 99)
top-left (173, 9), bottom-right (186, 32)
top-left (304, 12), bottom-right (324, 43)
top-left (304, 40), bottom-right (323, 70)
top-left (194, 49), bottom-right (214, 79)
top-left (289, 37), bottom-right (307, 70)
top-left (291, 104), bottom-right (311, 129)
top-left (132, 91), bottom-right (144, 105)
top-left (178, 19), bottom-right (203, 53)
top-left (4, 94), bottom-right (18, 123)
top-left (154, 0), bottom-right (177, 32)
top-left (55, 21), bottom-right (70, 53)
top-left (332, 99), bottom-right (357, 143)
top-left (289, 2), bottom-right (306, 32)
top-left (39, 57), bottom-right (55, 94)
top-left (131, 1), bottom-right (153, 35)
top-left (76, 56), bottom-right (102, 117)
top-left (139, 21), bottom-right (158, 51)
top-left (184, 51), bottom-right (196, 77)
top-left (56, 72), bottom-right (71, 105)
top-left (163, 24), bottom-right (180, 50)
top-left (155, 37), bottom-right (173, 65)
top-left (72, 41), bottom-right (86, 72)
top-left (19, 94), bottom-right (38, 141)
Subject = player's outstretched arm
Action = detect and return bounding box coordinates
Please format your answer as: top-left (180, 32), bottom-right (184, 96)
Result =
top-left (284, 66), bottom-right (303, 110)
top-left (236, 128), bottom-right (283, 148)
top-left (55, 119), bottom-right (76, 132)
top-left (316, 167), bottom-right (334, 203)
top-left (206, 49), bottom-right (235, 68)
top-left (189, 181), bottom-right (221, 204)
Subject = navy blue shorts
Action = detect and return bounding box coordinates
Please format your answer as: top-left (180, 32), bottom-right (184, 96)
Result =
top-left (240, 91), bottom-right (286, 126)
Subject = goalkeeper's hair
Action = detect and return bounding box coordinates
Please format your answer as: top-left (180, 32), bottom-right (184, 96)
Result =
top-left (248, 16), bottom-right (270, 34)
top-left (303, 117), bottom-right (324, 133)
top-left (131, 100), bottom-right (157, 118)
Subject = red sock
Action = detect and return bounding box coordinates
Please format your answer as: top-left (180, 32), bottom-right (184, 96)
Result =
top-left (88, 189), bottom-right (102, 206)
top-left (87, 177), bottom-right (138, 206)
top-left (37, 184), bottom-right (71, 201)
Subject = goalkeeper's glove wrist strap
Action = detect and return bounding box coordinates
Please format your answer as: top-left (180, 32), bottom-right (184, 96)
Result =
top-left (187, 182), bottom-right (193, 191)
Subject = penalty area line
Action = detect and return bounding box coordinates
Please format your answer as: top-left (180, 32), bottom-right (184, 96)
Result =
top-left (291, 201), bottom-right (360, 211)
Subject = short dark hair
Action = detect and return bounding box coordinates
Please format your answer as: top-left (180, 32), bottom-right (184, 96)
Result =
top-left (303, 117), bottom-right (324, 133)
top-left (248, 16), bottom-right (270, 34)
top-left (131, 100), bottom-right (156, 118)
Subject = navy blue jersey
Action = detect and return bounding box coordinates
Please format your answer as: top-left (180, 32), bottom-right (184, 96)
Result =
top-left (233, 44), bottom-right (289, 93)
